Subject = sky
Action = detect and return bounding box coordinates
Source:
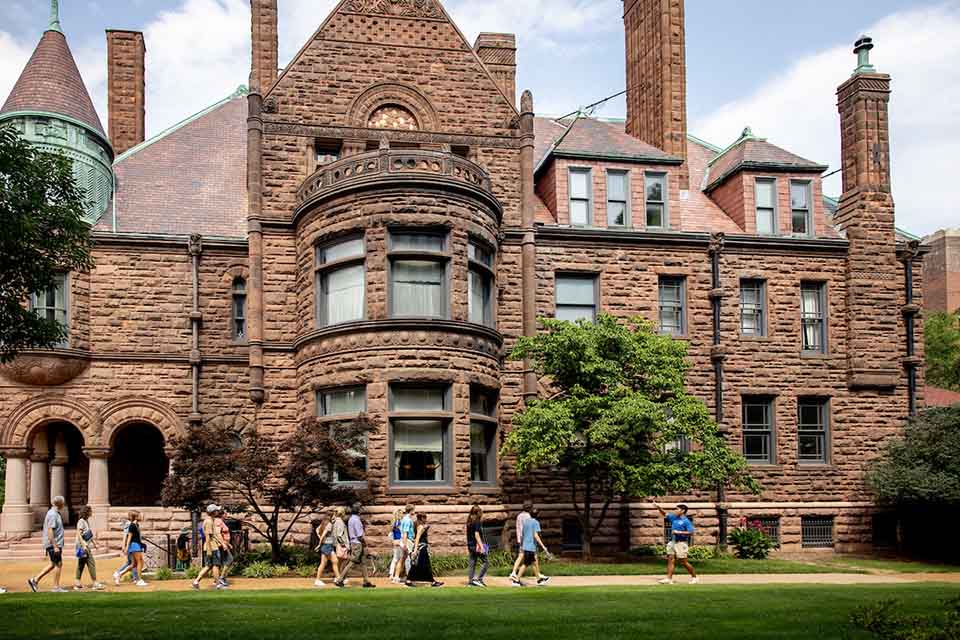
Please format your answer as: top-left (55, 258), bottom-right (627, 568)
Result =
top-left (1, 0), bottom-right (957, 236)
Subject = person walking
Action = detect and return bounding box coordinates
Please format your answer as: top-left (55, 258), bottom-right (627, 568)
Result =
top-left (654, 501), bottom-right (699, 584)
top-left (215, 508), bottom-right (234, 588)
top-left (28, 496), bottom-right (67, 593)
top-left (113, 512), bottom-right (135, 585)
top-left (512, 508), bottom-right (551, 587)
top-left (192, 504), bottom-right (227, 590)
top-left (508, 501), bottom-right (533, 581)
top-left (313, 512), bottom-right (340, 587)
top-left (73, 505), bottom-right (104, 590)
top-left (334, 503), bottom-right (375, 589)
top-left (125, 511), bottom-right (148, 587)
top-left (405, 512), bottom-right (443, 588)
top-left (398, 504), bottom-right (416, 579)
top-left (387, 508), bottom-right (404, 584)
top-left (466, 505), bottom-right (488, 587)
top-left (332, 506), bottom-right (349, 567)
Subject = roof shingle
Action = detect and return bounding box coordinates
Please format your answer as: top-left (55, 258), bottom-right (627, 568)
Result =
top-left (706, 132), bottom-right (827, 192)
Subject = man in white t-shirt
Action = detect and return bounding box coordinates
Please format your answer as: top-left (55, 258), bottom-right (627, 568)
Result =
top-left (509, 501), bottom-right (533, 581)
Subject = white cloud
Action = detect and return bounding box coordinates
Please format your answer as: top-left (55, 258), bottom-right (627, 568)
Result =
top-left (0, 31), bottom-right (33, 106)
top-left (692, 3), bottom-right (960, 237)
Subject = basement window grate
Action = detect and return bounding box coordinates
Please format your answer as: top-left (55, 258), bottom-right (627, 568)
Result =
top-left (750, 516), bottom-right (781, 543)
top-left (801, 516), bottom-right (835, 549)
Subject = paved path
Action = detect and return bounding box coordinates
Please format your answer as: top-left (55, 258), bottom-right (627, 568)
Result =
top-left (1, 557), bottom-right (958, 593)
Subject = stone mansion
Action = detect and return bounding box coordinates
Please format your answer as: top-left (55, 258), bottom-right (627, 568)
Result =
top-left (0, 0), bottom-right (924, 554)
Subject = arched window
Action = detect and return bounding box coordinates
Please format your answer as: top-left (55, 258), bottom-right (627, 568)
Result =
top-left (232, 278), bottom-right (246, 339)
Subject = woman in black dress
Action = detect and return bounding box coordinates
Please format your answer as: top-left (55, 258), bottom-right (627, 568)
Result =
top-left (405, 513), bottom-right (443, 588)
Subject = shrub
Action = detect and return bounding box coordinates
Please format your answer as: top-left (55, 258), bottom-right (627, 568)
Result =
top-left (185, 565), bottom-right (200, 580)
top-left (294, 564), bottom-right (316, 578)
top-left (851, 596), bottom-right (960, 638)
top-left (686, 545), bottom-right (716, 561)
top-left (154, 567), bottom-right (174, 581)
top-left (729, 521), bottom-right (777, 559)
top-left (632, 544), bottom-right (714, 560)
top-left (241, 561), bottom-right (289, 579)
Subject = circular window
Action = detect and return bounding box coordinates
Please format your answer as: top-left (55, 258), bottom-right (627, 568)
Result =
top-left (367, 105), bottom-right (419, 131)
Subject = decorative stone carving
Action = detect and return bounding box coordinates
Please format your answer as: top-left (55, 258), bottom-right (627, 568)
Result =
top-left (347, 82), bottom-right (439, 131)
top-left (708, 232), bottom-right (725, 255)
top-left (262, 96), bottom-right (278, 113)
top-left (343, 0), bottom-right (443, 19)
top-left (368, 104), bottom-right (419, 130)
top-left (188, 234), bottom-right (203, 256)
top-left (0, 352), bottom-right (90, 387)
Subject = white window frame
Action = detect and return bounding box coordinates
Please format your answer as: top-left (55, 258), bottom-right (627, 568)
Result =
top-left (606, 169), bottom-right (630, 228)
top-left (754, 177), bottom-right (778, 235)
top-left (30, 272), bottom-right (69, 347)
top-left (740, 279), bottom-right (767, 337)
top-left (316, 236), bottom-right (366, 327)
top-left (644, 172), bottom-right (668, 230)
top-left (658, 275), bottom-right (687, 336)
top-left (555, 273), bottom-right (599, 323)
top-left (568, 167), bottom-right (593, 226)
top-left (790, 180), bottom-right (813, 237)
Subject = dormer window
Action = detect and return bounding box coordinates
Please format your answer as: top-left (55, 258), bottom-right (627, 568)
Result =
top-left (755, 178), bottom-right (777, 235)
top-left (606, 170), bottom-right (629, 227)
top-left (568, 168), bottom-right (592, 226)
top-left (790, 181), bottom-right (812, 236)
top-left (645, 173), bottom-right (668, 229)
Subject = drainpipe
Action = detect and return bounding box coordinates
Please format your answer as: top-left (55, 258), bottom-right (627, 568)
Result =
top-left (519, 90), bottom-right (538, 403)
top-left (188, 234), bottom-right (203, 426)
top-left (901, 241), bottom-right (921, 416)
top-left (247, 92), bottom-right (266, 406)
top-left (707, 232), bottom-right (728, 549)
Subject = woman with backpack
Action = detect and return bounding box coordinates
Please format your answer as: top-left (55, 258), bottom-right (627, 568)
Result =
top-left (73, 506), bottom-right (104, 590)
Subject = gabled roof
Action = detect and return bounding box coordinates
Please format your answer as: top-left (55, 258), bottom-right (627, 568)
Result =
top-left (98, 89), bottom-right (248, 239)
top-left (705, 128), bottom-right (827, 192)
top-left (0, 29), bottom-right (104, 137)
top-left (926, 385), bottom-right (960, 408)
top-left (534, 116), bottom-right (680, 173)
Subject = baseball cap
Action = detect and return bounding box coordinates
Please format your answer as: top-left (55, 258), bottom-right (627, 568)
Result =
top-left (206, 504), bottom-right (221, 514)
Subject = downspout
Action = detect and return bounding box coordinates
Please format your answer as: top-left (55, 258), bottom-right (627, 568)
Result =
top-left (188, 234), bottom-right (203, 426)
top-left (902, 240), bottom-right (921, 416)
top-left (247, 92), bottom-right (266, 405)
top-left (707, 232), bottom-right (728, 549)
top-left (519, 90), bottom-right (537, 404)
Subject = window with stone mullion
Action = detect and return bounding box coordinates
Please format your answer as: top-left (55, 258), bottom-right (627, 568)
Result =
top-left (740, 279), bottom-right (766, 337)
top-left (468, 241), bottom-right (495, 327)
top-left (389, 385), bottom-right (452, 486)
top-left (316, 237), bottom-right (366, 327)
top-left (742, 398), bottom-right (775, 464)
top-left (30, 273), bottom-right (68, 346)
top-left (800, 282), bottom-right (827, 353)
top-left (470, 387), bottom-right (498, 484)
top-left (388, 231), bottom-right (449, 319)
top-left (797, 398), bottom-right (829, 464)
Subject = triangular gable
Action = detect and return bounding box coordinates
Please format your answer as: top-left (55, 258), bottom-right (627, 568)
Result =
top-left (265, 0), bottom-right (517, 136)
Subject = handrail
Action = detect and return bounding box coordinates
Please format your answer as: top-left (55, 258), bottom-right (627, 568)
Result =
top-left (297, 148), bottom-right (493, 205)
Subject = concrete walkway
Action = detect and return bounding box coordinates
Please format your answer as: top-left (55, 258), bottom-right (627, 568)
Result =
top-left (1, 557), bottom-right (957, 593)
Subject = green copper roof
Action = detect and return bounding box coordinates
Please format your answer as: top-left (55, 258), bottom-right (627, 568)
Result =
top-left (48, 0), bottom-right (62, 33)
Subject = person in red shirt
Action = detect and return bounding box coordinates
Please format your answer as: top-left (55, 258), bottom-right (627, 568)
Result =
top-left (214, 509), bottom-right (235, 588)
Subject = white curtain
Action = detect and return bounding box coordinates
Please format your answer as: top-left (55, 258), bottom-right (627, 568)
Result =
top-left (325, 265), bottom-right (364, 324)
top-left (393, 419), bottom-right (444, 482)
top-left (469, 270), bottom-right (490, 324)
top-left (392, 260), bottom-right (443, 316)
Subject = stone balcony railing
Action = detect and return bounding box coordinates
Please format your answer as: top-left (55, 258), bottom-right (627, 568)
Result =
top-left (296, 148), bottom-right (494, 206)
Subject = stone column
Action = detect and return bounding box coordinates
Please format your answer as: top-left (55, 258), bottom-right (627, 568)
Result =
top-left (29, 431), bottom-right (50, 525)
top-left (50, 432), bottom-right (69, 523)
top-left (84, 448), bottom-right (111, 535)
top-left (1, 449), bottom-right (33, 535)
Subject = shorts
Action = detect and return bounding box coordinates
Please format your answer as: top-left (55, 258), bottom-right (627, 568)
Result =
top-left (128, 542), bottom-right (143, 553)
top-left (320, 544), bottom-right (335, 556)
top-left (349, 542), bottom-right (364, 563)
top-left (522, 550), bottom-right (537, 566)
top-left (666, 541), bottom-right (689, 559)
top-left (222, 550), bottom-right (235, 567)
top-left (45, 547), bottom-right (63, 566)
top-left (204, 550), bottom-right (223, 567)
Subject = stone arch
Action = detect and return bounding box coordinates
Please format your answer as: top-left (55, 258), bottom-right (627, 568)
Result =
top-left (100, 397), bottom-right (185, 451)
top-left (205, 410), bottom-right (255, 444)
top-left (347, 82), bottom-right (440, 132)
top-left (220, 264), bottom-right (250, 287)
top-left (2, 394), bottom-right (98, 449)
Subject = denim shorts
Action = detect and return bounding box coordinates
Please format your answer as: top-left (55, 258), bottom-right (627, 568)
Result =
top-left (204, 550), bottom-right (223, 567)
top-left (320, 544), bottom-right (335, 556)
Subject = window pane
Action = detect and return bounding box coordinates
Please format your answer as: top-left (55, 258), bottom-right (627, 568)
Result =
top-left (607, 172), bottom-right (627, 201)
top-left (792, 210), bottom-right (809, 235)
top-left (470, 421), bottom-right (495, 482)
top-left (320, 387), bottom-right (366, 416)
top-left (658, 277), bottom-right (685, 334)
top-left (744, 403), bottom-right (769, 427)
top-left (468, 242), bottom-right (493, 267)
top-left (321, 264), bottom-right (365, 325)
top-left (743, 434), bottom-right (769, 460)
top-left (756, 180), bottom-right (775, 208)
top-left (557, 277), bottom-right (596, 306)
top-left (646, 204), bottom-right (664, 228)
top-left (320, 238), bottom-right (364, 264)
top-left (798, 403), bottom-right (823, 429)
top-left (570, 170), bottom-right (589, 198)
top-left (392, 260), bottom-right (444, 317)
top-left (391, 233), bottom-right (444, 253)
top-left (468, 269), bottom-right (492, 326)
top-left (801, 286), bottom-right (821, 315)
top-left (645, 175), bottom-right (665, 202)
top-left (557, 305), bottom-right (596, 322)
top-left (790, 182), bottom-right (809, 209)
top-left (391, 387), bottom-right (446, 412)
top-left (570, 199), bottom-right (589, 225)
top-left (470, 389), bottom-right (497, 416)
top-left (608, 202), bottom-right (626, 227)
top-left (798, 434), bottom-right (822, 460)
top-left (393, 419), bottom-right (444, 482)
top-left (756, 208), bottom-right (775, 234)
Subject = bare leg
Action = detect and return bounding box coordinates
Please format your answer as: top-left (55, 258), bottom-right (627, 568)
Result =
top-left (316, 556), bottom-right (328, 582)
top-left (666, 556), bottom-right (676, 580)
top-left (331, 555), bottom-right (340, 582)
top-left (34, 561), bottom-right (56, 584)
top-left (681, 559), bottom-right (697, 577)
top-left (512, 551), bottom-right (524, 576)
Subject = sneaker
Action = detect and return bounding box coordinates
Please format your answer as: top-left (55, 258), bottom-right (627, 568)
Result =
top-left (113, 574), bottom-right (121, 587)
top-left (657, 577), bottom-right (674, 585)
top-left (362, 582), bottom-right (377, 589)
top-left (508, 573), bottom-right (518, 581)
top-left (334, 581), bottom-right (346, 588)
top-left (135, 580), bottom-right (148, 587)
top-left (216, 582), bottom-right (229, 590)
top-left (0, 588), bottom-right (7, 594)
top-left (51, 587), bottom-right (69, 593)
top-left (73, 584), bottom-right (84, 591)
top-left (27, 579), bottom-right (38, 593)
top-left (404, 581), bottom-right (415, 588)
top-left (689, 577), bottom-right (700, 584)
top-left (314, 580), bottom-right (325, 587)
top-left (92, 583), bottom-right (105, 591)
top-left (191, 581), bottom-right (200, 590)
top-left (536, 576), bottom-right (551, 586)
top-left (510, 578), bottom-right (523, 588)
top-left (468, 580), bottom-right (481, 587)
top-left (478, 580), bottom-right (487, 588)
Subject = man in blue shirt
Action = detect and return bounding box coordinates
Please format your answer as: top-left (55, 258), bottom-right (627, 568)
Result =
top-left (512, 509), bottom-right (552, 587)
top-left (653, 501), bottom-right (699, 584)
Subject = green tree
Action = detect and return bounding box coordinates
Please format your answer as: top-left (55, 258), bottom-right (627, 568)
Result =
top-left (925, 312), bottom-right (960, 391)
top-left (0, 125), bottom-right (94, 362)
top-left (162, 415), bottom-right (376, 563)
top-left (503, 314), bottom-right (759, 558)
top-left (866, 406), bottom-right (960, 507)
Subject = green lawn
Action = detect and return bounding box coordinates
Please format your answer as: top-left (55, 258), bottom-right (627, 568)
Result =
top-left (810, 556), bottom-right (960, 574)
top-left (487, 556), bottom-right (859, 576)
top-left (1, 584), bottom-right (958, 639)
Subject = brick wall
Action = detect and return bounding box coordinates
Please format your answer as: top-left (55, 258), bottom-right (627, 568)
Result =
top-left (106, 30), bottom-right (145, 156)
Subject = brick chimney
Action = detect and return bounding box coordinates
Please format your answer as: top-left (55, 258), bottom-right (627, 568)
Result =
top-left (250, 0), bottom-right (278, 94)
top-left (474, 33), bottom-right (517, 107)
top-left (106, 30), bottom-right (145, 156)
top-left (623, 0), bottom-right (689, 190)
top-left (834, 36), bottom-right (900, 390)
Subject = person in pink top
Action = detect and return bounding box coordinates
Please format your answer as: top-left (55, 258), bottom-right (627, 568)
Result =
top-left (509, 502), bottom-right (533, 581)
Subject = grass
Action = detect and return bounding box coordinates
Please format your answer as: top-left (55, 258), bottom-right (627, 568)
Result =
top-left (485, 556), bottom-right (859, 576)
top-left (0, 584), bottom-right (957, 639)
top-left (810, 556), bottom-right (960, 574)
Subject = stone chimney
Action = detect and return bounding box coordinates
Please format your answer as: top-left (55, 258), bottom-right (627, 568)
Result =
top-left (106, 30), bottom-right (145, 156)
top-left (250, 0), bottom-right (278, 94)
top-left (474, 33), bottom-right (517, 107)
top-left (834, 36), bottom-right (900, 390)
top-left (623, 0), bottom-right (689, 190)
